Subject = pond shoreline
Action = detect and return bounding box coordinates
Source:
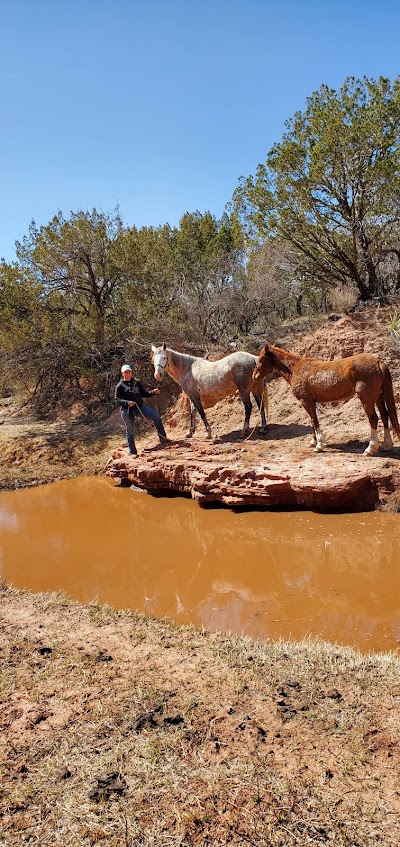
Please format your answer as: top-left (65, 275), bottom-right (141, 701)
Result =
top-left (1, 584), bottom-right (400, 846)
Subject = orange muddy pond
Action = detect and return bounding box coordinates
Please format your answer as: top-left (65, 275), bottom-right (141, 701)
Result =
top-left (1, 477), bottom-right (399, 652)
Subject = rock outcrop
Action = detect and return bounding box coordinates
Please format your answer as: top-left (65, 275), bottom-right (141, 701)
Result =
top-left (106, 438), bottom-right (400, 511)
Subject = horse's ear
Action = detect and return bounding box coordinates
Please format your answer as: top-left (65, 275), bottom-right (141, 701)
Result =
top-left (162, 341), bottom-right (167, 350)
top-left (151, 344), bottom-right (157, 353)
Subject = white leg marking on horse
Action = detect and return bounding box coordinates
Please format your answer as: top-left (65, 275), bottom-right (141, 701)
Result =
top-left (313, 430), bottom-right (325, 452)
top-left (382, 428), bottom-right (393, 450)
top-left (364, 428), bottom-right (379, 455)
top-left (309, 434), bottom-right (317, 447)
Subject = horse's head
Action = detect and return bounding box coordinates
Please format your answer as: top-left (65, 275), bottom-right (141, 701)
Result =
top-left (253, 344), bottom-right (273, 381)
top-left (151, 342), bottom-right (168, 382)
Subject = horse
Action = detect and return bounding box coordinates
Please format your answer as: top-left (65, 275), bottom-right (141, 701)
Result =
top-left (151, 343), bottom-right (268, 439)
top-left (253, 343), bottom-right (400, 455)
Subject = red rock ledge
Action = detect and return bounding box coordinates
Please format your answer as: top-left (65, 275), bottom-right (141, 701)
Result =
top-left (105, 439), bottom-right (400, 511)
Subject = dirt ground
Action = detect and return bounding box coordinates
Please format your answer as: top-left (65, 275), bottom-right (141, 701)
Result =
top-left (1, 306), bottom-right (400, 845)
top-left (1, 585), bottom-right (400, 847)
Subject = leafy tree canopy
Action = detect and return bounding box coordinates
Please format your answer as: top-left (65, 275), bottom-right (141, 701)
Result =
top-left (16, 208), bottom-right (125, 345)
top-left (232, 76), bottom-right (400, 300)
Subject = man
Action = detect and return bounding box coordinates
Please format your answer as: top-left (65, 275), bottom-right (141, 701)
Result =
top-left (115, 364), bottom-right (168, 456)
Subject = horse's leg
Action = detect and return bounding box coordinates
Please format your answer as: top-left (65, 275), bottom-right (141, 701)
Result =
top-left (357, 394), bottom-right (379, 455)
top-left (376, 392), bottom-right (393, 450)
top-left (239, 392), bottom-right (252, 436)
top-left (185, 400), bottom-right (197, 439)
top-left (191, 395), bottom-right (212, 438)
top-left (302, 398), bottom-right (324, 451)
top-left (253, 389), bottom-right (268, 433)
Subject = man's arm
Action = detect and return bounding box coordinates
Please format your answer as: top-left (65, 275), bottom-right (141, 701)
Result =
top-left (114, 383), bottom-right (130, 408)
top-left (137, 380), bottom-right (159, 398)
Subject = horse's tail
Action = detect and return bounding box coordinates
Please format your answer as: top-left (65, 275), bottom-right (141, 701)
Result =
top-left (382, 364), bottom-right (400, 438)
top-left (262, 379), bottom-right (269, 423)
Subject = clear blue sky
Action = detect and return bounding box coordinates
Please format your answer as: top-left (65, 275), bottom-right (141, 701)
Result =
top-left (1, 0), bottom-right (400, 261)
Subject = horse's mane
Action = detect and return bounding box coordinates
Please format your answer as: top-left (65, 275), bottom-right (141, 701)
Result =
top-left (167, 347), bottom-right (198, 367)
top-left (268, 345), bottom-right (299, 378)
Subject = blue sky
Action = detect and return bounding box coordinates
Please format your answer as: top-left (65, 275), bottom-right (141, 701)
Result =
top-left (1, 0), bottom-right (400, 261)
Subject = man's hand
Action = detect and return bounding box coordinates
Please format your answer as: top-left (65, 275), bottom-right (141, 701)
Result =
top-left (128, 401), bottom-right (135, 407)
top-left (153, 388), bottom-right (160, 395)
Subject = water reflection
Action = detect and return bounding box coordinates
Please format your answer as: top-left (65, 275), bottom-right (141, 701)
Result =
top-left (0, 477), bottom-right (399, 652)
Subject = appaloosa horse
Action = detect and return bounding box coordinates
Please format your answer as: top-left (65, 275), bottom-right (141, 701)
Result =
top-left (151, 343), bottom-right (268, 438)
top-left (253, 343), bottom-right (400, 455)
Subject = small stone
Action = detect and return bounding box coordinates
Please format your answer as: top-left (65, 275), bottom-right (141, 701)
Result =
top-left (327, 688), bottom-right (343, 701)
top-left (163, 714), bottom-right (184, 726)
top-left (285, 677), bottom-right (301, 690)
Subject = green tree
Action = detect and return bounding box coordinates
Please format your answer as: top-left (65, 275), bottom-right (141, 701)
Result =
top-left (16, 208), bottom-right (125, 346)
top-left (233, 76), bottom-right (400, 302)
top-left (115, 222), bottom-right (180, 340)
top-left (172, 210), bottom-right (245, 342)
top-left (0, 261), bottom-right (44, 392)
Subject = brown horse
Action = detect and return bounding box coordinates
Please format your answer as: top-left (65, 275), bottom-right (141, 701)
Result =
top-left (253, 343), bottom-right (400, 455)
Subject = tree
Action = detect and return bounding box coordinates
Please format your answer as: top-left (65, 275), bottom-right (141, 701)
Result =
top-left (245, 239), bottom-right (303, 321)
top-left (16, 208), bottom-right (125, 346)
top-left (115, 222), bottom-right (181, 341)
top-left (172, 211), bottom-right (245, 342)
top-left (232, 76), bottom-right (400, 302)
top-left (0, 261), bottom-right (44, 393)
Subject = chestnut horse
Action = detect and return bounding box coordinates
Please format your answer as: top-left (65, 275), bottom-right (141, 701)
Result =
top-left (151, 343), bottom-right (268, 438)
top-left (253, 343), bottom-right (400, 455)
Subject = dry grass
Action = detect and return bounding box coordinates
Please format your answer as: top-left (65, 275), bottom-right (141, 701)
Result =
top-left (1, 585), bottom-right (400, 846)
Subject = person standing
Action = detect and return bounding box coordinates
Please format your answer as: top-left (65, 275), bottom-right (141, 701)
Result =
top-left (115, 363), bottom-right (168, 456)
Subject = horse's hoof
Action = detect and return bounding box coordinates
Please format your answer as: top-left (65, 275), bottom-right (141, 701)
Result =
top-left (240, 430), bottom-right (249, 438)
top-left (205, 432), bottom-right (212, 439)
top-left (381, 442), bottom-right (393, 451)
top-left (313, 445), bottom-right (324, 453)
top-left (309, 439), bottom-right (317, 448)
top-left (259, 426), bottom-right (268, 435)
top-left (363, 445), bottom-right (379, 456)
top-left (184, 431), bottom-right (194, 439)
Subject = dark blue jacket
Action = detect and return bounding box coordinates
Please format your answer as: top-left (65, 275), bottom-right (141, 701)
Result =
top-left (115, 377), bottom-right (156, 411)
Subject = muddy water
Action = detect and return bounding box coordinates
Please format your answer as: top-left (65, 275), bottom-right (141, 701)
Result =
top-left (1, 477), bottom-right (399, 652)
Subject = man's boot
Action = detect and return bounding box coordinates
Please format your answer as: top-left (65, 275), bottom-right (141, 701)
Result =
top-left (127, 435), bottom-right (137, 456)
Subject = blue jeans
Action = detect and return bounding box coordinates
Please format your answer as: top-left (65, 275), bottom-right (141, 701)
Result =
top-left (121, 405), bottom-right (166, 453)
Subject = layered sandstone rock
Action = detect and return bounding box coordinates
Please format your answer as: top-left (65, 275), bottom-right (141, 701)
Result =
top-left (106, 439), bottom-right (400, 511)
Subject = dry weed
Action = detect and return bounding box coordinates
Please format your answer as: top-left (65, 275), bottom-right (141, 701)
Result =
top-left (1, 588), bottom-right (399, 846)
